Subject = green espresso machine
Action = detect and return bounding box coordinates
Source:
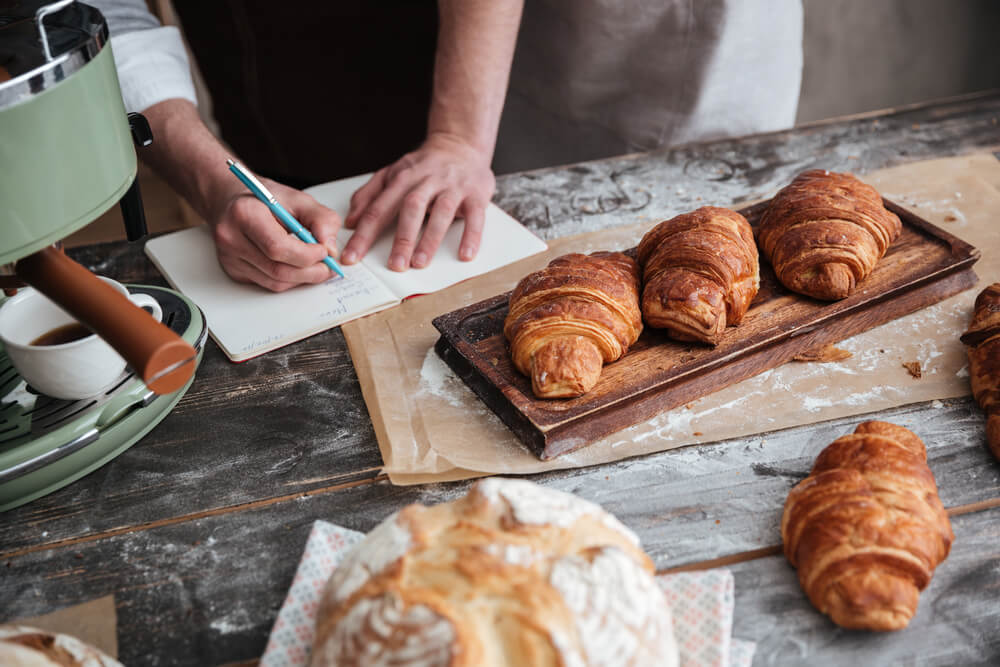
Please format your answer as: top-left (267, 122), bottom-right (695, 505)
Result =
top-left (0, 0), bottom-right (207, 511)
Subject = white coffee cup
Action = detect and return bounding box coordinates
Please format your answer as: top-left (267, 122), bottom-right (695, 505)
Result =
top-left (0, 277), bottom-right (163, 400)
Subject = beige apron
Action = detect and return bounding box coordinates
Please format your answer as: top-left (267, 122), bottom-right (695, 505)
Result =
top-left (494, 0), bottom-right (803, 173)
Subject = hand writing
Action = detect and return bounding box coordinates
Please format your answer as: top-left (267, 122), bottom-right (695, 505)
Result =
top-left (211, 178), bottom-right (342, 292)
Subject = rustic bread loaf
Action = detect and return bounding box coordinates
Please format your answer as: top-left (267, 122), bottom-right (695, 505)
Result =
top-left (757, 170), bottom-right (902, 300)
top-left (961, 282), bottom-right (1000, 460)
top-left (636, 206), bottom-right (759, 344)
top-left (505, 252), bottom-right (643, 398)
top-left (311, 478), bottom-right (678, 667)
top-left (781, 421), bottom-right (953, 630)
top-left (0, 626), bottom-right (122, 667)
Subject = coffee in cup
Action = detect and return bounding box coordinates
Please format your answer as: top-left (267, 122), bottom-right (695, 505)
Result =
top-left (0, 277), bottom-right (163, 400)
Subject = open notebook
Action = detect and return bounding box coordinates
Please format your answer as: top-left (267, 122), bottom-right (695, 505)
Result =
top-left (145, 174), bottom-right (547, 361)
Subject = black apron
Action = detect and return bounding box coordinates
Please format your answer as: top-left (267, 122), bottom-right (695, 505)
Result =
top-left (171, 0), bottom-right (438, 189)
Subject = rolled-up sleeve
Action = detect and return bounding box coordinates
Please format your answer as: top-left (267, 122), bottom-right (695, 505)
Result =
top-left (89, 0), bottom-right (198, 112)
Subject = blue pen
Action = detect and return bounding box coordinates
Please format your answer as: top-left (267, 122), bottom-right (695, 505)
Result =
top-left (226, 159), bottom-right (345, 279)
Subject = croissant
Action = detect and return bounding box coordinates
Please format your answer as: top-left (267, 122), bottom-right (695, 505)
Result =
top-left (960, 282), bottom-right (1000, 460)
top-left (504, 252), bottom-right (642, 398)
top-left (781, 421), bottom-right (953, 631)
top-left (758, 170), bottom-right (902, 300)
top-left (636, 206), bottom-right (758, 344)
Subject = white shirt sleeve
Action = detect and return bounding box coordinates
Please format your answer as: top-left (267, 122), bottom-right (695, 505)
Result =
top-left (110, 26), bottom-right (198, 113)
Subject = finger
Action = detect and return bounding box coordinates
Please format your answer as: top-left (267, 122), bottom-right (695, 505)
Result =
top-left (289, 193), bottom-right (342, 258)
top-left (387, 178), bottom-right (437, 271)
top-left (345, 169), bottom-right (388, 229)
top-left (213, 214), bottom-right (284, 275)
top-left (457, 199), bottom-right (486, 262)
top-left (412, 190), bottom-right (462, 268)
top-left (220, 242), bottom-right (334, 288)
top-left (238, 201), bottom-right (331, 269)
top-left (341, 170), bottom-right (417, 265)
top-left (225, 256), bottom-right (299, 292)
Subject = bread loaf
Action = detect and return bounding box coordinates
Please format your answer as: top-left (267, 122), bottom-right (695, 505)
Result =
top-left (781, 421), bottom-right (952, 630)
top-left (505, 252), bottom-right (642, 398)
top-left (311, 478), bottom-right (678, 666)
top-left (636, 206), bottom-right (759, 344)
top-left (0, 626), bottom-right (122, 667)
top-left (960, 282), bottom-right (1000, 459)
top-left (757, 170), bottom-right (902, 300)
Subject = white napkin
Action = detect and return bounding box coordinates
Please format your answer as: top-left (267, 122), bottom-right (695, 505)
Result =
top-left (261, 520), bottom-right (755, 667)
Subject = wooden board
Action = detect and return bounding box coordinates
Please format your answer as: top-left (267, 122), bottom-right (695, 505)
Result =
top-left (433, 200), bottom-right (981, 460)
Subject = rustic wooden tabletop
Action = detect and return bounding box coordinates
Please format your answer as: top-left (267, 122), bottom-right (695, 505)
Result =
top-left (3, 92), bottom-right (1000, 666)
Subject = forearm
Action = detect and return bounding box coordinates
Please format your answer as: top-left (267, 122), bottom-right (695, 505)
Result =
top-left (139, 99), bottom-right (240, 225)
top-left (430, 0), bottom-right (524, 158)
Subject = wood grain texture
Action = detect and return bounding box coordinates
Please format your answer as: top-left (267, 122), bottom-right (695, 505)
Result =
top-left (494, 92), bottom-right (1000, 243)
top-left (2, 93), bottom-right (1000, 666)
top-left (1, 398), bottom-right (997, 666)
top-left (434, 200), bottom-right (979, 459)
top-left (4, 93), bottom-right (995, 555)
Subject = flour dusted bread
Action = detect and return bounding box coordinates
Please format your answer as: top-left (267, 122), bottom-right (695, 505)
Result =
top-left (636, 206), bottom-right (759, 344)
top-left (0, 626), bottom-right (122, 667)
top-left (781, 421), bottom-right (953, 631)
top-left (758, 170), bottom-right (902, 300)
top-left (961, 282), bottom-right (1000, 460)
top-left (505, 252), bottom-right (642, 398)
top-left (311, 478), bottom-right (678, 667)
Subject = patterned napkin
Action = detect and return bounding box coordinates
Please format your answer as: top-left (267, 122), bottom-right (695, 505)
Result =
top-left (262, 520), bottom-right (755, 667)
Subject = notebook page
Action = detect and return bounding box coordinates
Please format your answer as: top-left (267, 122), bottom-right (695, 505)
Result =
top-left (306, 176), bottom-right (547, 299)
top-left (145, 226), bottom-right (398, 361)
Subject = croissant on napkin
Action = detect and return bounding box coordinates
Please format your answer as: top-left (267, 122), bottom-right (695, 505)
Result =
top-left (757, 170), bottom-right (902, 300)
top-left (504, 251), bottom-right (642, 398)
top-left (636, 206), bottom-right (759, 344)
top-left (781, 421), bottom-right (953, 631)
top-left (960, 282), bottom-right (1000, 460)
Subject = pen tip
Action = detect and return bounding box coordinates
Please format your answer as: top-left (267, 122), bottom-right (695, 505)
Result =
top-left (226, 158), bottom-right (236, 167)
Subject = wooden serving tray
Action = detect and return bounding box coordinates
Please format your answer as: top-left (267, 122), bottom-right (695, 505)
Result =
top-left (432, 200), bottom-right (980, 460)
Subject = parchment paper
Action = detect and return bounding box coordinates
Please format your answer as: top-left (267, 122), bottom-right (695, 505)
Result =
top-left (342, 153), bottom-right (1000, 485)
top-left (11, 595), bottom-right (118, 658)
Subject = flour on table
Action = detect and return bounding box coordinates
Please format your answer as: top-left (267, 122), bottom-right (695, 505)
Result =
top-left (417, 348), bottom-right (508, 429)
top-left (880, 190), bottom-right (968, 228)
top-left (803, 396), bottom-right (834, 412)
top-left (418, 349), bottom-right (470, 408)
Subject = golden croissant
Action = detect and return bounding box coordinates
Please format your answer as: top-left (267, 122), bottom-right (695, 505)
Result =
top-left (781, 421), bottom-right (953, 631)
top-left (758, 170), bottom-right (902, 300)
top-left (636, 206), bottom-right (758, 344)
top-left (960, 282), bottom-right (1000, 460)
top-left (504, 252), bottom-right (642, 398)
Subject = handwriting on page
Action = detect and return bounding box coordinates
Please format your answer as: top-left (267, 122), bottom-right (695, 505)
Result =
top-left (241, 333), bottom-right (288, 355)
top-left (317, 269), bottom-right (392, 319)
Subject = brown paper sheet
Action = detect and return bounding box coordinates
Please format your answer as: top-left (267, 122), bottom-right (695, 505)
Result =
top-left (342, 153), bottom-right (1000, 485)
top-left (12, 595), bottom-right (118, 658)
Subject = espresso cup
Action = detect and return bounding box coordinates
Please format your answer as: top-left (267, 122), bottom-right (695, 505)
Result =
top-left (0, 277), bottom-right (163, 400)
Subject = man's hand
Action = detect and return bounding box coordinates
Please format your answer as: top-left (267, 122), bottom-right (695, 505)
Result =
top-left (136, 99), bottom-right (345, 292)
top-left (210, 179), bottom-right (342, 292)
top-left (341, 133), bottom-right (495, 271)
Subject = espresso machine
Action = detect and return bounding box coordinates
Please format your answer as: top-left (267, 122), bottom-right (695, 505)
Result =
top-left (0, 0), bottom-right (207, 510)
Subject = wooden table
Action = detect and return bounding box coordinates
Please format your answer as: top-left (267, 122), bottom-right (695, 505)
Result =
top-left (3, 92), bottom-right (1000, 665)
